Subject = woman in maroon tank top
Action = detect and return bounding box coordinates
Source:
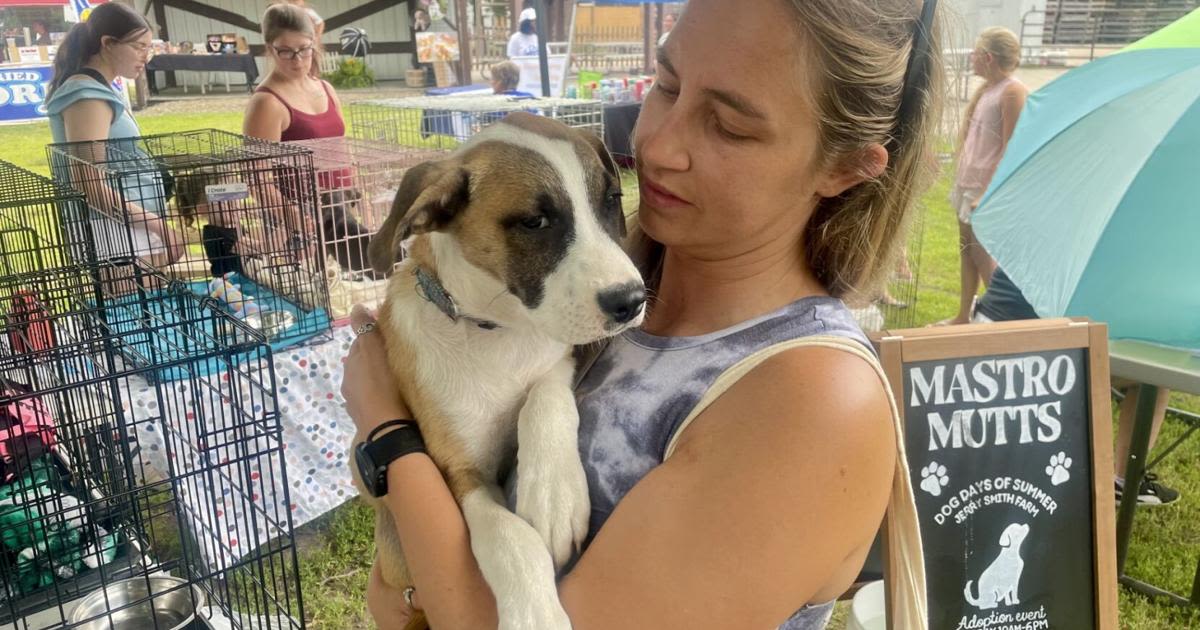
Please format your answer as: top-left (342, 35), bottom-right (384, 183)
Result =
top-left (244, 3), bottom-right (344, 142)
top-left (240, 3), bottom-right (379, 280)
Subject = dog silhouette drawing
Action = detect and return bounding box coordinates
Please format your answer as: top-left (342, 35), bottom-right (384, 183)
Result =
top-left (964, 522), bottom-right (1031, 610)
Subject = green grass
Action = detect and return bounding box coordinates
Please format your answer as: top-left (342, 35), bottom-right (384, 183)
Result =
top-left (0, 112), bottom-right (246, 177)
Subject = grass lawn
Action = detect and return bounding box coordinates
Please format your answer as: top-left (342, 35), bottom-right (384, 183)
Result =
top-left (1, 112), bottom-right (1197, 628)
top-left (0, 112), bottom-right (246, 177)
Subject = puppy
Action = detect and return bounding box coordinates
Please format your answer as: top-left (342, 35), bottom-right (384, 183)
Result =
top-left (319, 189), bottom-right (381, 278)
top-left (964, 522), bottom-right (1030, 610)
top-left (355, 112), bottom-right (645, 629)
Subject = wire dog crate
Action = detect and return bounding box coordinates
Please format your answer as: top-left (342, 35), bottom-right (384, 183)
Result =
top-left (284, 137), bottom-right (445, 321)
top-left (348, 95), bottom-right (604, 149)
top-left (0, 162), bottom-right (93, 276)
top-left (45, 129), bottom-right (332, 352)
top-left (0, 260), bottom-right (303, 629)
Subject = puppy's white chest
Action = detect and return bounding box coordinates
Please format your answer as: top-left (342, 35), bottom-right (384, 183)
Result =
top-left (401, 311), bottom-right (567, 476)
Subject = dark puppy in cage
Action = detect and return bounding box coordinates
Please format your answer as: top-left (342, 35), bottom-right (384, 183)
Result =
top-left (318, 188), bottom-right (382, 279)
top-left (357, 112), bottom-right (644, 630)
top-left (175, 167), bottom-right (377, 279)
top-left (172, 166), bottom-right (245, 277)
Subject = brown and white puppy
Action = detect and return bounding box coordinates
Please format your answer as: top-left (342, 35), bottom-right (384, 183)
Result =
top-left (356, 112), bottom-right (645, 629)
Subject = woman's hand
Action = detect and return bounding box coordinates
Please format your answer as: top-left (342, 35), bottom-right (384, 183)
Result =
top-left (366, 562), bottom-right (419, 629)
top-left (126, 207), bottom-right (185, 265)
top-left (342, 305), bottom-right (412, 435)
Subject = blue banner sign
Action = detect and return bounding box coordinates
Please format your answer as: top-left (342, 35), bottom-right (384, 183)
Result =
top-left (0, 65), bottom-right (53, 124)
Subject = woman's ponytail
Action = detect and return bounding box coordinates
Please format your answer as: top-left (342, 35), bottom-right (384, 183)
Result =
top-left (47, 3), bottom-right (150, 97)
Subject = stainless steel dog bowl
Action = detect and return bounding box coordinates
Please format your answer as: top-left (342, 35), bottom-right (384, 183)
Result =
top-left (244, 309), bottom-right (296, 340)
top-left (69, 576), bottom-right (206, 630)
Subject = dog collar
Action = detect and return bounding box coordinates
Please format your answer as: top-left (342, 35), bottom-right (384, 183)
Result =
top-left (414, 267), bottom-right (500, 330)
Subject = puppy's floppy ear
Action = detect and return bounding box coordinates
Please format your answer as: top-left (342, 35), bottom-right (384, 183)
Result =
top-left (575, 127), bottom-right (620, 183)
top-left (999, 526), bottom-right (1013, 547)
top-left (369, 160), bottom-right (471, 274)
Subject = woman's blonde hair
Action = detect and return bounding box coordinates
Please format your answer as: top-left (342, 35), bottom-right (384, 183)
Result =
top-left (262, 3), bottom-right (323, 78)
top-left (630, 0), bottom-right (944, 304)
top-left (960, 27), bottom-right (1021, 145)
top-left (491, 61), bottom-right (521, 92)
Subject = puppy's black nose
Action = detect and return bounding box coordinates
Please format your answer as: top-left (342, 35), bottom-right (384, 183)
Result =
top-left (597, 283), bottom-right (646, 325)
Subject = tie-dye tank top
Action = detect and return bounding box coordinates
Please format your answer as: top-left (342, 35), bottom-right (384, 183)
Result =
top-left (574, 295), bottom-right (871, 629)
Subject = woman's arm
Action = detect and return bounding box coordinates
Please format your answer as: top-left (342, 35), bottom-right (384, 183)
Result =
top-left (243, 92), bottom-right (288, 142)
top-left (342, 307), bottom-right (497, 629)
top-left (559, 346), bottom-right (895, 628)
top-left (347, 311), bottom-right (896, 628)
top-left (61, 98), bottom-right (184, 264)
top-left (998, 82), bottom-right (1029, 154)
top-left (61, 98), bottom-right (113, 143)
top-left (240, 93), bottom-right (316, 249)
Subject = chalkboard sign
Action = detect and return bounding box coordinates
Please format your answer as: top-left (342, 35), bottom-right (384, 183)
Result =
top-left (874, 319), bottom-right (1118, 630)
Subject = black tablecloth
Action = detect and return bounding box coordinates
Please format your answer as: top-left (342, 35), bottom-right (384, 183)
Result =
top-left (145, 54), bottom-right (259, 93)
top-left (603, 102), bottom-right (641, 167)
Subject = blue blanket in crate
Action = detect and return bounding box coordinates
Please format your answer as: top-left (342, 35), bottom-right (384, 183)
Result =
top-left (104, 275), bottom-right (329, 382)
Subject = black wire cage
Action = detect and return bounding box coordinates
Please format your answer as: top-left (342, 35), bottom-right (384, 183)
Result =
top-left (0, 258), bottom-right (304, 629)
top-left (45, 129), bottom-right (333, 353)
top-left (0, 162), bottom-right (93, 277)
top-left (284, 136), bottom-right (441, 322)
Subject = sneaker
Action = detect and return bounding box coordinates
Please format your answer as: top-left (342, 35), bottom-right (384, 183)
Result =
top-left (1115, 473), bottom-right (1180, 507)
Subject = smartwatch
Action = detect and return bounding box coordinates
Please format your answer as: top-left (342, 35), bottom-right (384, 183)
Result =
top-left (355, 420), bottom-right (427, 498)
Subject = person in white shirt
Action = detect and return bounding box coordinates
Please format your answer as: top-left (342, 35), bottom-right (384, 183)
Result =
top-left (658, 13), bottom-right (676, 47)
top-left (507, 8), bottom-right (538, 58)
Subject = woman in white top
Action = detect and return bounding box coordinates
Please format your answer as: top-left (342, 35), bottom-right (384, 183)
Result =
top-left (507, 8), bottom-right (539, 58)
top-left (940, 27), bottom-right (1028, 325)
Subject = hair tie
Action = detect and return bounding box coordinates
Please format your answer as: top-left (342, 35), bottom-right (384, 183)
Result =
top-left (891, 0), bottom-right (939, 151)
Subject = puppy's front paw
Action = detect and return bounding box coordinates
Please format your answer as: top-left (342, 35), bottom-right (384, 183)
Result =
top-left (515, 453), bottom-right (589, 571)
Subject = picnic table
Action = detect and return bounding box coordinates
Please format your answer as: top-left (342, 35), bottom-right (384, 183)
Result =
top-left (1111, 339), bottom-right (1200, 604)
top-left (145, 54), bottom-right (259, 94)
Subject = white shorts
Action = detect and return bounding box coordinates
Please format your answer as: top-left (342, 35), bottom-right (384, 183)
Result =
top-left (950, 186), bottom-right (985, 225)
top-left (89, 213), bottom-right (167, 261)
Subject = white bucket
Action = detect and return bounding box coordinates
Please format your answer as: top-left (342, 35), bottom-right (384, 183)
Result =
top-left (847, 580), bottom-right (886, 630)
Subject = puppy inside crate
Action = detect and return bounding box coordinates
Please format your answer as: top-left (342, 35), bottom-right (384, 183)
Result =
top-left (170, 165), bottom-right (378, 310)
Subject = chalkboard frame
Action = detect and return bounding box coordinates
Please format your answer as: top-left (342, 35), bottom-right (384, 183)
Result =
top-left (872, 318), bottom-right (1118, 630)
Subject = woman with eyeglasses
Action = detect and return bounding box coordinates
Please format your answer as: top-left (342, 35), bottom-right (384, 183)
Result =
top-left (45, 2), bottom-right (183, 267)
top-left (244, 3), bottom-right (343, 143)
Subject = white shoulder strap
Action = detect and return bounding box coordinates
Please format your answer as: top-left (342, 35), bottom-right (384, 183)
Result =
top-left (663, 335), bottom-right (928, 630)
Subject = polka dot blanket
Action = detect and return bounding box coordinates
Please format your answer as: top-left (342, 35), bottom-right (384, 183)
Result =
top-left (125, 326), bottom-right (359, 571)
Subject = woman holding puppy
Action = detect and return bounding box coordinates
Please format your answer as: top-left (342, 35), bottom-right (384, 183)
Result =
top-left (343, 0), bottom-right (943, 627)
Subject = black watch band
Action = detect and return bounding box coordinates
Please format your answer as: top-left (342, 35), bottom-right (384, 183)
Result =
top-left (355, 420), bottom-right (426, 498)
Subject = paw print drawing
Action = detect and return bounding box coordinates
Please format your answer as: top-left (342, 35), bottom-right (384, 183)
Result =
top-left (1046, 452), bottom-right (1072, 486)
top-left (920, 462), bottom-right (950, 497)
